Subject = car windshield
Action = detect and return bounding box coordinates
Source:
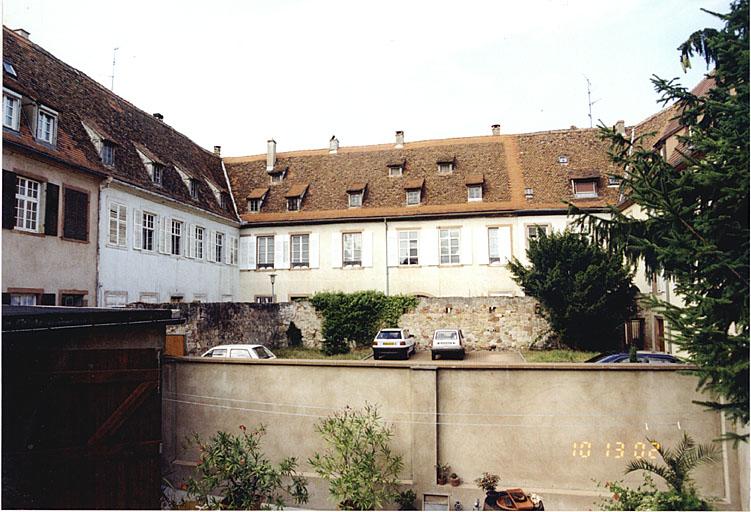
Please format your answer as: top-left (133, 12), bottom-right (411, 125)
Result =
top-left (434, 331), bottom-right (458, 341)
top-left (376, 331), bottom-right (402, 340)
top-left (254, 347), bottom-right (273, 359)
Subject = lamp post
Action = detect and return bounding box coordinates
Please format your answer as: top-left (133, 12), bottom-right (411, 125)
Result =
top-left (269, 273), bottom-right (277, 303)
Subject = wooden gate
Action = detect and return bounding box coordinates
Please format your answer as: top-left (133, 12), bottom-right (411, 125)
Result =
top-left (2, 347), bottom-right (162, 509)
top-left (165, 334), bottom-right (186, 356)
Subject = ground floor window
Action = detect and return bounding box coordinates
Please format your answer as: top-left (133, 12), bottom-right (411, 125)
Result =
top-left (61, 293), bottom-right (85, 307)
top-left (255, 295), bottom-right (273, 304)
top-left (104, 291), bottom-right (128, 307)
top-left (10, 293), bottom-right (37, 305)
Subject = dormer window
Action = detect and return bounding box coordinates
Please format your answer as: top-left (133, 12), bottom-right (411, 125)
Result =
top-left (404, 178), bottom-right (424, 206)
top-left (100, 140), bottom-right (115, 166)
top-left (388, 165), bottom-right (403, 177)
top-left (246, 187), bottom-right (269, 214)
top-left (437, 161), bottom-right (454, 174)
top-left (467, 185), bottom-right (482, 202)
top-left (249, 199), bottom-right (261, 212)
top-left (36, 106), bottom-right (57, 145)
top-left (152, 163), bottom-right (163, 186)
top-left (285, 183), bottom-right (308, 212)
top-left (524, 188), bottom-right (534, 199)
top-left (220, 192), bottom-right (230, 210)
top-left (572, 179), bottom-right (598, 198)
top-left (558, 155), bottom-right (569, 164)
top-left (287, 197), bottom-right (301, 211)
top-left (406, 189), bottom-right (421, 205)
top-left (3, 89), bottom-right (21, 130)
top-left (270, 169), bottom-right (286, 184)
top-left (189, 178), bottom-right (199, 199)
top-left (607, 175), bottom-right (621, 187)
top-left (3, 61), bottom-right (17, 78)
top-left (346, 183), bottom-right (366, 208)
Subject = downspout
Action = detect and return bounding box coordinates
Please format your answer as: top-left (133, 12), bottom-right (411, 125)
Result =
top-left (384, 218), bottom-right (390, 296)
top-left (664, 278), bottom-right (673, 353)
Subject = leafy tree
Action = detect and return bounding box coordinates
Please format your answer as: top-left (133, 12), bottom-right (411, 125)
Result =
top-left (508, 231), bottom-right (638, 351)
top-left (574, 0), bottom-right (749, 439)
top-left (186, 425), bottom-right (308, 510)
top-left (309, 404), bottom-right (404, 510)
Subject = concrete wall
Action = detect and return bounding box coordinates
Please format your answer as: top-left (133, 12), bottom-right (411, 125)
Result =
top-left (2, 147), bottom-right (101, 305)
top-left (98, 183), bottom-right (240, 306)
top-left (239, 213), bottom-right (574, 301)
top-left (162, 359), bottom-right (747, 511)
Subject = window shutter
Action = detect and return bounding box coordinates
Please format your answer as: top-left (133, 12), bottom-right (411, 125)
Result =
top-left (2, 171), bottom-right (16, 230)
top-left (475, 226), bottom-right (490, 265)
top-left (241, 236), bottom-right (256, 270)
top-left (208, 230), bottom-right (216, 262)
top-left (118, 205), bottom-right (127, 246)
top-left (421, 229), bottom-right (439, 266)
top-left (275, 234), bottom-right (290, 269)
top-left (44, 182), bottom-right (60, 236)
top-left (187, 224), bottom-right (195, 258)
top-left (62, 188), bottom-right (88, 241)
top-left (460, 227), bottom-right (473, 265)
top-left (386, 230), bottom-right (398, 267)
top-left (362, 229), bottom-right (373, 267)
top-left (41, 293), bottom-right (56, 305)
top-left (1, 293), bottom-right (10, 305)
top-left (330, 232), bottom-right (342, 268)
top-left (133, 209), bottom-right (142, 249)
top-left (309, 232), bottom-right (319, 268)
top-left (158, 216), bottom-right (168, 254)
top-left (498, 225), bottom-right (513, 264)
top-left (282, 236), bottom-right (290, 269)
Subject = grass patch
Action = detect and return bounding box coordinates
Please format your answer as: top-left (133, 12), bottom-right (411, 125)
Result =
top-left (522, 349), bottom-right (598, 363)
top-left (274, 346), bottom-right (372, 360)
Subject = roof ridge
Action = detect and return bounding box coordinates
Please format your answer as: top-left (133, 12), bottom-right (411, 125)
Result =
top-left (2, 26), bottom-right (220, 161)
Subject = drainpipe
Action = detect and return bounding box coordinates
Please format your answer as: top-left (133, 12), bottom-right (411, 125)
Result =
top-left (384, 218), bottom-right (390, 296)
top-left (664, 278), bottom-right (673, 353)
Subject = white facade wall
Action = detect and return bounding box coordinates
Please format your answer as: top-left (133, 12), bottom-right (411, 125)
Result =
top-left (238, 213), bottom-right (574, 301)
top-left (98, 183), bottom-right (240, 305)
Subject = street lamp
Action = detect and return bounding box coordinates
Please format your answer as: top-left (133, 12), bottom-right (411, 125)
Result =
top-left (269, 273), bottom-right (277, 303)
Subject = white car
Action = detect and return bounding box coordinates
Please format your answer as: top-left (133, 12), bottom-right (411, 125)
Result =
top-left (372, 328), bottom-right (416, 360)
top-left (430, 329), bottom-right (466, 360)
top-left (201, 344), bottom-right (276, 359)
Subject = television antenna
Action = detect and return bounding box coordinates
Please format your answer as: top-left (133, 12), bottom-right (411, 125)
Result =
top-left (110, 47), bottom-right (119, 91)
top-left (584, 76), bottom-right (601, 128)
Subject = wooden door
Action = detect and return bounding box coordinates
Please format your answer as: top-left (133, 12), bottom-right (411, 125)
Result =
top-left (655, 317), bottom-right (665, 352)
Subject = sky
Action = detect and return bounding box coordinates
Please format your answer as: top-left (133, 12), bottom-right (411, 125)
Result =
top-left (3, 0), bottom-right (730, 157)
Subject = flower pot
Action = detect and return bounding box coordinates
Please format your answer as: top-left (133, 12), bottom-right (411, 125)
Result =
top-left (449, 476), bottom-right (461, 487)
top-left (437, 476), bottom-right (448, 485)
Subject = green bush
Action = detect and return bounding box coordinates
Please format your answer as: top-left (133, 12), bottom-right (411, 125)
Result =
top-left (310, 291), bottom-right (418, 355)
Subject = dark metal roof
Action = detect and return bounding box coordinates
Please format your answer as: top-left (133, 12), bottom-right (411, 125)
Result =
top-left (2, 305), bottom-right (183, 333)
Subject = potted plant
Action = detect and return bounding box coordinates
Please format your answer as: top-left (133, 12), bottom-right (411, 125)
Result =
top-left (449, 473), bottom-right (461, 487)
top-left (474, 472), bottom-right (501, 495)
top-left (395, 489), bottom-right (417, 511)
top-left (435, 463), bottom-right (450, 485)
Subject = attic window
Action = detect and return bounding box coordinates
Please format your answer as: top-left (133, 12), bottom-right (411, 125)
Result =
top-left (100, 140), bottom-right (115, 166)
top-left (152, 163), bottom-right (163, 186)
top-left (3, 61), bottom-right (17, 78)
top-left (247, 188), bottom-right (268, 213)
top-left (270, 170), bottom-right (286, 184)
top-left (287, 197), bottom-right (301, 211)
top-left (348, 191), bottom-right (363, 208)
top-left (524, 187), bottom-right (534, 199)
top-left (572, 179), bottom-right (598, 198)
top-left (437, 162), bottom-right (454, 174)
top-left (3, 88), bottom-right (21, 130)
top-left (558, 155), bottom-right (569, 164)
top-left (220, 193), bottom-right (229, 210)
top-left (189, 179), bottom-right (199, 199)
top-left (406, 189), bottom-right (421, 205)
top-left (248, 199), bottom-right (262, 213)
top-left (467, 185), bottom-right (482, 202)
top-left (388, 165), bottom-right (403, 177)
top-left (608, 175), bottom-right (621, 187)
top-left (36, 106), bottom-right (57, 145)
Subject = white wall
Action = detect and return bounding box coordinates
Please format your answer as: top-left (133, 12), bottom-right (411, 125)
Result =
top-left (238, 213), bottom-right (572, 301)
top-left (98, 183), bottom-right (240, 305)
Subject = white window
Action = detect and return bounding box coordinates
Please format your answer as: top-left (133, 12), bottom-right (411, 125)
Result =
top-left (171, 219), bottom-right (183, 255)
top-left (257, 235), bottom-right (275, 268)
top-left (108, 203), bottom-right (127, 247)
top-left (3, 89), bottom-right (21, 130)
top-left (36, 107), bottom-right (57, 144)
top-left (248, 199), bottom-right (261, 213)
top-left (468, 185), bottom-right (482, 202)
top-left (398, 231), bottom-right (419, 265)
top-left (271, 172), bottom-right (284, 184)
top-left (572, 180), bottom-right (598, 198)
top-left (406, 189), bottom-right (421, 205)
top-left (152, 164), bottom-right (163, 186)
top-left (291, 234), bottom-right (309, 267)
top-left (15, 176), bottom-right (40, 232)
top-left (3, 61), bottom-right (17, 78)
top-left (488, 227), bottom-right (501, 264)
top-left (348, 192), bottom-right (363, 208)
top-left (10, 293), bottom-right (37, 305)
top-left (388, 165), bottom-right (403, 177)
top-left (343, 232), bottom-right (362, 266)
top-left (255, 296), bottom-right (273, 304)
top-left (192, 294), bottom-right (207, 303)
top-left (194, 226), bottom-right (205, 259)
top-left (104, 291), bottom-right (128, 307)
top-left (189, 179), bottom-right (199, 199)
top-left (526, 224), bottom-right (549, 245)
top-left (139, 293), bottom-right (160, 303)
top-left (142, 212), bottom-right (156, 251)
top-left (101, 141), bottom-right (115, 166)
top-left (229, 236), bottom-right (238, 265)
top-left (558, 155), bottom-right (569, 164)
top-left (608, 175), bottom-right (621, 187)
top-left (439, 228), bottom-right (460, 265)
top-left (287, 197), bottom-right (301, 211)
top-left (215, 232), bottom-right (224, 262)
top-left (438, 162), bottom-right (454, 174)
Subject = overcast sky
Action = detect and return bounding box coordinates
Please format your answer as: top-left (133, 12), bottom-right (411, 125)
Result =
top-left (4, 0), bottom-right (728, 157)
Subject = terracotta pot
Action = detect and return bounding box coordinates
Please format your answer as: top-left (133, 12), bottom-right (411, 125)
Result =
top-left (437, 476), bottom-right (448, 485)
top-left (449, 476), bottom-right (461, 487)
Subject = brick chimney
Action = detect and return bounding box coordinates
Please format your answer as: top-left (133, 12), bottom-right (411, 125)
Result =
top-left (395, 130), bottom-right (404, 149)
top-left (213, 146), bottom-right (221, 156)
top-left (329, 135), bottom-right (339, 154)
top-left (615, 120), bottom-right (626, 136)
top-left (13, 28), bottom-right (30, 40)
top-left (266, 139), bottom-right (276, 171)
top-left (491, 124), bottom-right (501, 136)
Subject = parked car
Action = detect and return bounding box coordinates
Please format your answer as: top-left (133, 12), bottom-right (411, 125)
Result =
top-left (430, 329), bottom-right (466, 360)
top-left (585, 351), bottom-right (684, 364)
top-left (372, 328), bottom-right (416, 360)
top-left (201, 344), bottom-right (276, 359)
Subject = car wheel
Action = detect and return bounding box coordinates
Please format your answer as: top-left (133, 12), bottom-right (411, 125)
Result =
top-left (402, 349), bottom-right (410, 360)
top-left (431, 352), bottom-right (437, 360)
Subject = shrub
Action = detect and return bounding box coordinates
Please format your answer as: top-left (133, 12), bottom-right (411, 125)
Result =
top-left (309, 404), bottom-right (404, 510)
top-left (310, 291), bottom-right (418, 355)
top-left (185, 425), bottom-right (308, 510)
top-left (474, 472), bottom-right (501, 493)
top-left (395, 489), bottom-right (417, 511)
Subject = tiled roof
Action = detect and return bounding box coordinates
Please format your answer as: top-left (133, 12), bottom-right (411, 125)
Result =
top-left (247, 187), bottom-right (269, 200)
top-left (284, 183), bottom-right (309, 198)
top-left (2, 27), bottom-right (237, 222)
top-left (346, 182), bottom-right (367, 193)
top-left (226, 128), bottom-right (631, 225)
top-left (655, 77), bottom-right (715, 146)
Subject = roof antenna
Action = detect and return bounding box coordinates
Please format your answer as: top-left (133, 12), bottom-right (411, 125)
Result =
top-left (110, 47), bottom-right (119, 91)
top-left (584, 76), bottom-right (601, 128)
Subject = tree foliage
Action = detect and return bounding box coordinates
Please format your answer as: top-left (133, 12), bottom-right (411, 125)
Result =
top-left (310, 291), bottom-right (418, 355)
top-left (309, 404), bottom-right (404, 510)
top-left (574, 0), bottom-right (749, 439)
top-left (508, 231), bottom-right (638, 351)
top-left (186, 425), bottom-right (308, 510)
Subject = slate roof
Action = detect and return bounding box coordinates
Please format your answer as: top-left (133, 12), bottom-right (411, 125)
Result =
top-left (2, 27), bottom-right (237, 222)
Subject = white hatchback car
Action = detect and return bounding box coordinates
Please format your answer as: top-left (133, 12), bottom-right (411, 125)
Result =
top-left (372, 328), bottom-right (416, 360)
top-left (430, 329), bottom-right (466, 360)
top-left (201, 344), bottom-right (276, 359)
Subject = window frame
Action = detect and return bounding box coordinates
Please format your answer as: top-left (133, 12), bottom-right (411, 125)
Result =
top-left (248, 198), bottom-right (261, 213)
top-left (290, 233), bottom-right (310, 268)
top-left (348, 191), bottom-right (363, 208)
top-left (35, 106), bottom-right (58, 145)
top-left (607, 175), bottom-right (621, 187)
top-left (572, 179), bottom-right (598, 198)
top-left (342, 232), bottom-right (363, 267)
top-left (257, 235), bottom-right (275, 269)
top-left (406, 189), bottom-right (421, 206)
top-left (100, 140), bottom-right (115, 166)
top-left (142, 212), bottom-right (156, 252)
top-left (439, 228), bottom-right (461, 265)
top-left (467, 185), bottom-right (482, 202)
top-left (194, 225), bottom-right (205, 259)
top-left (215, 231), bottom-right (224, 263)
top-left (437, 162), bottom-right (454, 174)
top-left (388, 165), bottom-right (403, 177)
top-left (152, 163), bottom-right (163, 186)
top-left (525, 223), bottom-right (550, 247)
top-left (287, 197), bottom-right (301, 211)
top-left (189, 179), bottom-right (199, 199)
top-left (3, 88), bottom-right (21, 131)
top-left (170, 219), bottom-right (183, 256)
top-left (398, 230), bottom-right (419, 266)
top-left (14, 175), bottom-right (41, 233)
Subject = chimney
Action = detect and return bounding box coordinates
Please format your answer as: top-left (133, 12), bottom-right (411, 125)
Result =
top-left (329, 135), bottom-right (339, 154)
top-left (153, 113), bottom-right (164, 121)
top-left (13, 28), bottom-right (30, 40)
top-left (266, 139), bottom-right (276, 171)
top-left (395, 130), bottom-right (404, 149)
top-left (491, 124), bottom-right (501, 136)
top-left (615, 120), bottom-right (626, 136)
top-left (213, 146), bottom-right (221, 156)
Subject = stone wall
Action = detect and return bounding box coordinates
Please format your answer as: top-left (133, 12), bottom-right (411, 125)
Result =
top-left (131, 296), bottom-right (549, 354)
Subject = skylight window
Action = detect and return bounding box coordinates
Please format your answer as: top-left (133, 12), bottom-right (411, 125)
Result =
top-left (558, 155), bottom-right (569, 164)
top-left (3, 61), bottom-right (17, 78)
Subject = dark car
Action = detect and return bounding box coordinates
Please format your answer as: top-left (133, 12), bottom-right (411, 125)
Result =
top-left (585, 351), bottom-right (685, 364)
